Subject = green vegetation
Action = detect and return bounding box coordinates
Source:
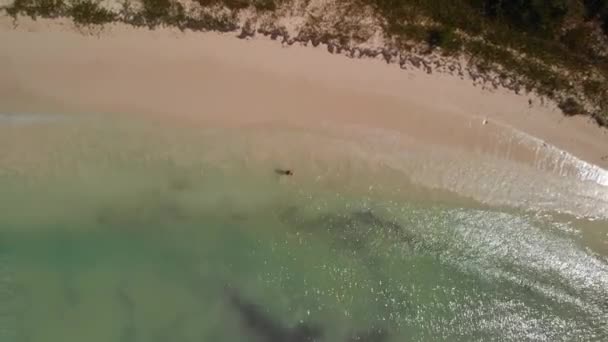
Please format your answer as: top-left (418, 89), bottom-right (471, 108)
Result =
top-left (366, 0), bottom-right (607, 69)
top-left (426, 27), bottom-right (459, 51)
top-left (559, 97), bottom-right (586, 115)
top-left (70, 1), bottom-right (115, 25)
top-left (196, 0), bottom-right (284, 11)
top-left (6, 0), bottom-right (66, 19)
top-left (363, 0), bottom-right (608, 124)
top-left (139, 0), bottom-right (173, 27)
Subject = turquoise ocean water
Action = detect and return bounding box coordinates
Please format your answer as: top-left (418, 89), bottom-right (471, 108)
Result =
top-left (0, 113), bottom-right (606, 341)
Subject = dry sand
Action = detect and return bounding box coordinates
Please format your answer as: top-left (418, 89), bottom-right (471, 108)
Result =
top-left (1, 16), bottom-right (608, 217)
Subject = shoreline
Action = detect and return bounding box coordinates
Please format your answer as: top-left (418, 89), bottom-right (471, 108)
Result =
top-left (2, 0), bottom-right (607, 128)
top-left (2, 16), bottom-right (607, 165)
top-left (1, 16), bottom-right (608, 219)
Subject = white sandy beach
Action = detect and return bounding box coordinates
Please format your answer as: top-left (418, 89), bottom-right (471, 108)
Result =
top-left (1, 16), bottom-right (608, 218)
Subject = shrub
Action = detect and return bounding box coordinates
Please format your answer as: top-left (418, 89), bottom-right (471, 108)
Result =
top-left (70, 1), bottom-right (115, 25)
top-left (253, 0), bottom-right (279, 11)
top-left (426, 27), bottom-right (460, 52)
top-left (558, 97), bottom-right (585, 116)
top-left (6, 0), bottom-right (65, 19)
top-left (141, 0), bottom-right (172, 27)
top-left (195, 0), bottom-right (281, 11)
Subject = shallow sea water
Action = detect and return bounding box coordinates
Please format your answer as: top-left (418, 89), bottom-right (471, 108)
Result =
top-left (0, 114), bottom-right (607, 341)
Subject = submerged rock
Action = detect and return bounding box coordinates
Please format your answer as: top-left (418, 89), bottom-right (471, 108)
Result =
top-left (63, 280), bottom-right (80, 307)
top-left (226, 288), bottom-right (392, 342)
top-left (278, 206), bottom-right (418, 252)
top-left (116, 285), bottom-right (137, 342)
top-left (347, 327), bottom-right (388, 342)
top-left (226, 288), bottom-right (323, 342)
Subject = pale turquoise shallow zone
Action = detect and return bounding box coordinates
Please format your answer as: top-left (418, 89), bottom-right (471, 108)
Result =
top-left (0, 115), bottom-right (606, 342)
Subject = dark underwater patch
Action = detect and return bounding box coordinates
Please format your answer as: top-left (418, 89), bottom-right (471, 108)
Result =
top-left (226, 287), bottom-right (323, 342)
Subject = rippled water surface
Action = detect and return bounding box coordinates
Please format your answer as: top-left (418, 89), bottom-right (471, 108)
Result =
top-left (0, 114), bottom-right (606, 341)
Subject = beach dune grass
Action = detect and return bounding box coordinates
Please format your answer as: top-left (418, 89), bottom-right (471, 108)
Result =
top-left (372, 0), bottom-right (608, 124)
top-left (6, 0), bottom-right (66, 18)
top-left (196, 0), bottom-right (283, 11)
top-left (70, 0), bottom-right (115, 25)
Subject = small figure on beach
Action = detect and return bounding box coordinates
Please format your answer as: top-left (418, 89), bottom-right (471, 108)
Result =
top-left (275, 168), bottom-right (293, 176)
